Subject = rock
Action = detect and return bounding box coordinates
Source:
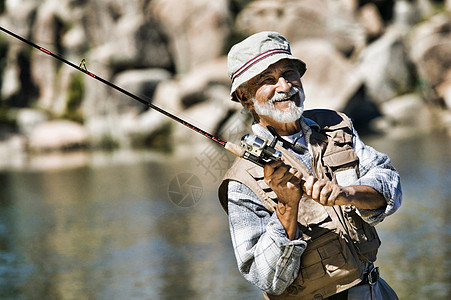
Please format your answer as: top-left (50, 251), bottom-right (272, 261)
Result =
top-left (107, 109), bottom-right (171, 148)
top-left (1, 56), bottom-right (21, 100)
top-left (29, 120), bottom-right (89, 151)
top-left (151, 79), bottom-right (183, 114)
top-left (112, 68), bottom-right (172, 114)
top-left (437, 71), bottom-right (451, 110)
top-left (150, 0), bottom-right (231, 74)
top-left (61, 24), bottom-right (88, 53)
top-left (358, 3), bottom-right (384, 39)
top-left (371, 93), bottom-right (434, 137)
top-left (236, 0), bottom-right (365, 56)
top-left (0, 135), bottom-right (28, 170)
top-left (85, 116), bottom-right (120, 148)
top-left (172, 97), bottom-right (231, 145)
top-left (16, 108), bottom-right (48, 136)
top-left (409, 13), bottom-right (451, 104)
top-left (87, 16), bottom-right (172, 70)
top-left (177, 58), bottom-right (230, 108)
top-left (393, 0), bottom-right (421, 32)
top-left (379, 93), bottom-right (429, 127)
top-left (357, 27), bottom-right (415, 104)
top-left (291, 39), bottom-right (362, 111)
top-left (30, 0), bottom-right (60, 110)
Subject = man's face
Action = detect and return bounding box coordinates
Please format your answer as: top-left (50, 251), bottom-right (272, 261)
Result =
top-left (247, 59), bottom-right (305, 124)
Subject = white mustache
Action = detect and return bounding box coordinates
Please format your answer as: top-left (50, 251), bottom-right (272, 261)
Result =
top-left (252, 87), bottom-right (305, 123)
top-left (270, 86), bottom-right (301, 103)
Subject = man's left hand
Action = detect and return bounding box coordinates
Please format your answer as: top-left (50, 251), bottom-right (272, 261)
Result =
top-left (303, 176), bottom-right (350, 206)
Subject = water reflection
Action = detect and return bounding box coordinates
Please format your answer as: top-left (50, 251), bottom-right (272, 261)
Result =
top-left (0, 149), bottom-right (259, 300)
top-left (0, 133), bottom-right (450, 299)
top-left (365, 133), bottom-right (451, 299)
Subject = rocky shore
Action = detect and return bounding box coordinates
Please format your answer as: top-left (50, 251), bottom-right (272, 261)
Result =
top-left (0, 0), bottom-right (450, 166)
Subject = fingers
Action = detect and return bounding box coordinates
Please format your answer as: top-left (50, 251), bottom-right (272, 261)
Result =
top-left (264, 160), bottom-right (284, 179)
top-left (264, 161), bottom-right (295, 184)
top-left (303, 176), bottom-right (341, 206)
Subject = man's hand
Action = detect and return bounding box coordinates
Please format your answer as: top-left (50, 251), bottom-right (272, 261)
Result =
top-left (264, 160), bottom-right (303, 206)
top-left (303, 176), bottom-right (349, 206)
top-left (264, 160), bottom-right (304, 240)
top-left (303, 176), bottom-right (387, 210)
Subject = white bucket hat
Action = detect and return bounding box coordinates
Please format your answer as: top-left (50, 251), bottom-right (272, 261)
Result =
top-left (227, 31), bottom-right (306, 102)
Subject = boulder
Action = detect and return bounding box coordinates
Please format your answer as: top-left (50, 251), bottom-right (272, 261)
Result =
top-left (112, 68), bottom-right (172, 114)
top-left (30, 0), bottom-right (61, 111)
top-left (379, 93), bottom-right (429, 127)
top-left (113, 110), bottom-right (171, 148)
top-left (0, 135), bottom-right (28, 170)
top-left (29, 120), bottom-right (89, 151)
top-left (86, 15), bottom-right (172, 71)
top-left (291, 39), bottom-right (362, 111)
top-left (393, 0), bottom-right (421, 32)
top-left (16, 108), bottom-right (48, 136)
top-left (357, 27), bottom-right (415, 104)
top-left (151, 79), bottom-right (183, 115)
top-left (437, 71), bottom-right (451, 110)
top-left (372, 93), bottom-right (434, 137)
top-left (236, 0), bottom-right (365, 56)
top-left (172, 94), bottom-right (232, 146)
top-left (358, 3), bottom-right (384, 39)
top-left (150, 0), bottom-right (231, 74)
top-left (177, 58), bottom-right (230, 107)
top-left (409, 13), bottom-right (451, 105)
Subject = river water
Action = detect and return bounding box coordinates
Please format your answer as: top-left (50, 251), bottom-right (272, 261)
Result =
top-left (0, 131), bottom-right (450, 300)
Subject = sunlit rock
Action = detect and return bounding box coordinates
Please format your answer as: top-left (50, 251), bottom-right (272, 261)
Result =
top-left (291, 39), bottom-right (361, 111)
top-left (150, 0), bottom-right (231, 74)
top-left (236, 0), bottom-right (366, 56)
top-left (357, 28), bottom-right (415, 104)
top-left (29, 120), bottom-right (89, 151)
top-left (409, 13), bottom-right (451, 105)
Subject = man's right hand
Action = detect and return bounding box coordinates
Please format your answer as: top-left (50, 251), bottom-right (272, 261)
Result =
top-left (264, 160), bottom-right (304, 240)
top-left (264, 160), bottom-right (304, 206)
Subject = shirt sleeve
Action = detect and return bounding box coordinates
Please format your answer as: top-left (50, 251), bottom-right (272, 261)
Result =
top-left (227, 180), bottom-right (307, 295)
top-left (352, 127), bottom-right (403, 226)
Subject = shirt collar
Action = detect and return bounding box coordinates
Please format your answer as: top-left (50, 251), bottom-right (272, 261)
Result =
top-left (251, 116), bottom-right (321, 149)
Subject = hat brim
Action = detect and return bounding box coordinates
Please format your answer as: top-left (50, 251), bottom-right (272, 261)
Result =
top-left (230, 54), bottom-right (306, 102)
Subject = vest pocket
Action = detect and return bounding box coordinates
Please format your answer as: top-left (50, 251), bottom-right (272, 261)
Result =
top-left (301, 232), bottom-right (346, 281)
top-left (286, 230), bottom-right (364, 299)
top-left (344, 206), bottom-right (381, 262)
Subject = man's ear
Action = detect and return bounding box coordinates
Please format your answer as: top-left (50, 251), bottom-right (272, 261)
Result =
top-left (235, 88), bottom-right (254, 111)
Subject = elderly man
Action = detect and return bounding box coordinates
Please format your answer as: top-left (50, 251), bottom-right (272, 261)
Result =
top-left (218, 32), bottom-right (402, 299)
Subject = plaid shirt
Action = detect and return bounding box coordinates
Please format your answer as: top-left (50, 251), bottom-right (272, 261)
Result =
top-left (227, 116), bottom-right (402, 295)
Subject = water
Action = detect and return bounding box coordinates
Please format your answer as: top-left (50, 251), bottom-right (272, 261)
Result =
top-left (0, 132), bottom-right (450, 300)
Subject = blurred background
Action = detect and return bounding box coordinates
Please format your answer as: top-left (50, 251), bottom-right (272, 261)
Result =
top-left (0, 0), bottom-right (450, 299)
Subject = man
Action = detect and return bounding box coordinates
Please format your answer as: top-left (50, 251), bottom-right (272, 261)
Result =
top-left (218, 31), bottom-right (402, 299)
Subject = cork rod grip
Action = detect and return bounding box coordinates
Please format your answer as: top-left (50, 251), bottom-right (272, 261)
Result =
top-left (224, 142), bottom-right (246, 158)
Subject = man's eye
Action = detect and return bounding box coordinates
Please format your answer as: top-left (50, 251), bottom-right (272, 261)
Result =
top-left (261, 78), bottom-right (275, 84)
top-left (284, 70), bottom-right (297, 78)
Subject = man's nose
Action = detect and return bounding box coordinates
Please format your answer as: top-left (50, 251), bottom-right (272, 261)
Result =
top-left (275, 77), bottom-right (291, 93)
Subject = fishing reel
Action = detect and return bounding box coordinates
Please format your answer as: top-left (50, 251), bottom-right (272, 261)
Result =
top-left (240, 126), bottom-right (285, 167)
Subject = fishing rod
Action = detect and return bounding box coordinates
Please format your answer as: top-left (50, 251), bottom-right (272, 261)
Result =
top-left (0, 26), bottom-right (282, 166)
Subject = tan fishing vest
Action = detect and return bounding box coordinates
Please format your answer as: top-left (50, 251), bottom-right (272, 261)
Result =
top-left (218, 110), bottom-right (381, 300)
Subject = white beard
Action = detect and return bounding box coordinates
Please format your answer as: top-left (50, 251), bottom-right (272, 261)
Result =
top-left (252, 87), bottom-right (305, 123)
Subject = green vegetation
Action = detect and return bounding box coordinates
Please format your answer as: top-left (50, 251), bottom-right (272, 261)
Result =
top-left (140, 122), bottom-right (173, 151)
top-left (62, 72), bottom-right (84, 123)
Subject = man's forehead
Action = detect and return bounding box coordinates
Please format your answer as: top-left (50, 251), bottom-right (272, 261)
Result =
top-left (258, 59), bottom-right (298, 76)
